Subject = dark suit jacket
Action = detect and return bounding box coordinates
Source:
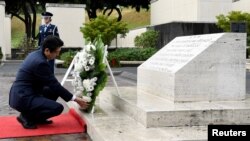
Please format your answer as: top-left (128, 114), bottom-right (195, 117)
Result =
top-left (9, 49), bottom-right (72, 112)
top-left (38, 24), bottom-right (59, 46)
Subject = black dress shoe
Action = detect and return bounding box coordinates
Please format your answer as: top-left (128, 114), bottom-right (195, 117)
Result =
top-left (35, 119), bottom-right (53, 124)
top-left (17, 115), bottom-right (37, 129)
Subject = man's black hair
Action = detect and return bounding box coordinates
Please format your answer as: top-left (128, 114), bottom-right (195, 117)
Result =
top-left (41, 35), bottom-right (64, 52)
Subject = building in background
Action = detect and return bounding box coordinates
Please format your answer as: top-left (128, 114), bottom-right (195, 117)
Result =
top-left (151, 0), bottom-right (250, 25)
top-left (148, 0), bottom-right (250, 48)
top-left (0, 1), bottom-right (11, 60)
top-left (46, 3), bottom-right (85, 48)
top-left (112, 0), bottom-right (250, 48)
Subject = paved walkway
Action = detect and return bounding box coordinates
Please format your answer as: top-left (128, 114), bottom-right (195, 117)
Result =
top-left (0, 62), bottom-right (136, 141)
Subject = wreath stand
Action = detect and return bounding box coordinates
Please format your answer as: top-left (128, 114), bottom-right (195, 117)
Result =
top-left (61, 52), bottom-right (121, 97)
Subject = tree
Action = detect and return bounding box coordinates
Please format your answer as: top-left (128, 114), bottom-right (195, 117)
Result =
top-left (3, 0), bottom-right (149, 50)
top-left (216, 11), bottom-right (250, 45)
top-left (94, 0), bottom-right (151, 21)
top-left (135, 30), bottom-right (159, 48)
top-left (5, 0), bottom-right (38, 39)
top-left (80, 15), bottom-right (128, 46)
top-left (39, 0), bottom-right (151, 21)
top-left (4, 0), bottom-right (150, 38)
top-left (4, 0), bottom-right (79, 39)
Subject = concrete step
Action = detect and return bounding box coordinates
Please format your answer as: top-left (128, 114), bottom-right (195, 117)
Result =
top-left (1, 60), bottom-right (23, 63)
top-left (100, 87), bottom-right (250, 127)
top-left (67, 98), bottom-right (207, 141)
top-left (120, 71), bottom-right (137, 81)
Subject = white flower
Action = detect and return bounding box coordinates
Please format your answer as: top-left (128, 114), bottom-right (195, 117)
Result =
top-left (85, 44), bottom-right (96, 52)
top-left (80, 59), bottom-right (87, 65)
top-left (91, 45), bottom-right (96, 50)
top-left (78, 86), bottom-right (84, 91)
top-left (74, 62), bottom-right (83, 72)
top-left (82, 96), bottom-right (92, 102)
top-left (78, 51), bottom-right (87, 59)
top-left (87, 53), bottom-right (92, 58)
top-left (88, 86), bottom-right (94, 91)
top-left (72, 76), bottom-right (85, 93)
top-left (73, 51), bottom-right (89, 73)
top-left (77, 79), bottom-right (83, 87)
top-left (71, 71), bottom-right (80, 78)
top-left (71, 39), bottom-right (107, 112)
top-left (82, 78), bottom-right (97, 92)
top-left (72, 80), bottom-right (78, 87)
top-left (89, 57), bottom-right (95, 65)
top-left (72, 77), bottom-right (81, 87)
top-left (75, 91), bottom-right (83, 97)
top-left (83, 79), bottom-right (91, 90)
top-left (84, 66), bottom-right (90, 71)
top-left (87, 93), bottom-right (92, 97)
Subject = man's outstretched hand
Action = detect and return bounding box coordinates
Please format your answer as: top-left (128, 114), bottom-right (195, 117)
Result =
top-left (74, 97), bottom-right (89, 109)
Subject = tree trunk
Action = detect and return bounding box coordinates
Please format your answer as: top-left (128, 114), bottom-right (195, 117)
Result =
top-left (22, 2), bottom-right (32, 38)
top-left (28, 0), bottom-right (36, 39)
top-left (20, 0), bottom-right (37, 56)
top-left (114, 7), bottom-right (122, 22)
top-left (10, 12), bottom-right (25, 23)
top-left (103, 7), bottom-right (122, 21)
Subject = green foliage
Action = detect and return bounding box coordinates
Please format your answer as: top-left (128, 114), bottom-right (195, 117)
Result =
top-left (216, 11), bottom-right (250, 45)
top-left (85, 71), bottom-right (108, 113)
top-left (80, 36), bottom-right (108, 113)
top-left (59, 50), bottom-right (77, 68)
top-left (80, 15), bottom-right (129, 46)
top-left (107, 47), bottom-right (158, 67)
top-left (134, 30), bottom-right (159, 48)
top-left (16, 35), bottom-right (37, 59)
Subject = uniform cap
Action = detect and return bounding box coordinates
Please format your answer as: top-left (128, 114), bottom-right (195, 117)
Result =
top-left (41, 12), bottom-right (53, 17)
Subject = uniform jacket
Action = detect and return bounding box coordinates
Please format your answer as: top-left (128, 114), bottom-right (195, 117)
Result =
top-left (9, 49), bottom-right (72, 111)
top-left (38, 24), bottom-right (59, 46)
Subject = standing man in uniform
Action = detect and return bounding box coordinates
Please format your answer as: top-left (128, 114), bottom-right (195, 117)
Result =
top-left (37, 11), bottom-right (59, 73)
top-left (9, 36), bottom-right (88, 129)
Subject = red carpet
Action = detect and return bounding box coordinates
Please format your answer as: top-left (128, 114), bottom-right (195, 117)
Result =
top-left (0, 109), bottom-right (86, 139)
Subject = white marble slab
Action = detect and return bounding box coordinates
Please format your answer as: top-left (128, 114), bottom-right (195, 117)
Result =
top-left (67, 95), bottom-right (207, 141)
top-left (100, 87), bottom-right (250, 127)
top-left (138, 33), bottom-right (246, 102)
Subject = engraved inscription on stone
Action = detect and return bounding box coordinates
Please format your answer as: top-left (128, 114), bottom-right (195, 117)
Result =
top-left (142, 34), bottom-right (223, 72)
top-left (138, 33), bottom-right (246, 102)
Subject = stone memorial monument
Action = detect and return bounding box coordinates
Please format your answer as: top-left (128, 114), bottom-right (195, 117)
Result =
top-left (138, 33), bottom-right (246, 102)
top-left (68, 33), bottom-right (250, 141)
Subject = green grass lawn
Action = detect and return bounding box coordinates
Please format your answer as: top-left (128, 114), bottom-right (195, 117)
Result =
top-left (11, 14), bottom-right (42, 48)
top-left (11, 8), bottom-right (150, 48)
top-left (11, 16), bottom-right (25, 48)
top-left (121, 8), bottom-right (150, 29)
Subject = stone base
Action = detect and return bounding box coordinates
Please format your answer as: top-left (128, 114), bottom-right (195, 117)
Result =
top-left (67, 97), bottom-right (207, 141)
top-left (101, 87), bottom-right (250, 127)
top-left (67, 87), bottom-right (250, 141)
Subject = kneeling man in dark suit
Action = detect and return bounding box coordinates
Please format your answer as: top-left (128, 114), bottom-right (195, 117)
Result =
top-left (9, 35), bottom-right (88, 129)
